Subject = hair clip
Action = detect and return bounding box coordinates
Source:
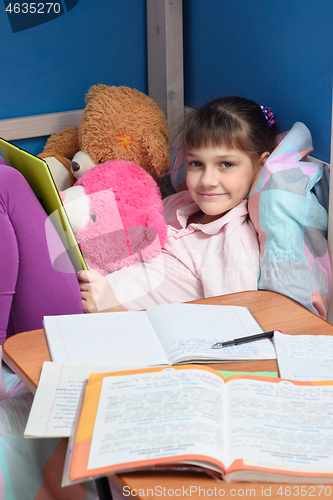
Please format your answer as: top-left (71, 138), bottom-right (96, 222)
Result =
top-left (260, 106), bottom-right (275, 128)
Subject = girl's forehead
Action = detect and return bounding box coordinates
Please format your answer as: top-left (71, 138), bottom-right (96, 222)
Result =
top-left (186, 144), bottom-right (249, 159)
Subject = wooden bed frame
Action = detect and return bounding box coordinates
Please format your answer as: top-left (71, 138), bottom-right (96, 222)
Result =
top-left (0, 0), bottom-right (332, 320)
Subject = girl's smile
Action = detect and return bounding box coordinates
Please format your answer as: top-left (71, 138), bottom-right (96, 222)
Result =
top-left (197, 192), bottom-right (227, 197)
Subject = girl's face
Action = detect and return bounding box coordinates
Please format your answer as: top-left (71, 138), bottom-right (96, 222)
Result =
top-left (186, 144), bottom-right (268, 224)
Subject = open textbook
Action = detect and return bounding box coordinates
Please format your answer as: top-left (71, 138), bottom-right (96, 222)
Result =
top-left (274, 330), bottom-right (333, 381)
top-left (43, 303), bottom-right (276, 365)
top-left (24, 362), bottom-right (278, 438)
top-left (64, 365), bottom-right (333, 485)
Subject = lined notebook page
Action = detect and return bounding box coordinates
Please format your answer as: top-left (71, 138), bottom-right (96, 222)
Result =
top-left (147, 303), bottom-right (276, 362)
top-left (24, 362), bottom-right (138, 438)
top-left (274, 331), bottom-right (333, 381)
top-left (43, 312), bottom-right (169, 366)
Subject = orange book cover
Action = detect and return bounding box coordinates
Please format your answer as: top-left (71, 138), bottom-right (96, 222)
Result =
top-left (63, 365), bottom-right (333, 486)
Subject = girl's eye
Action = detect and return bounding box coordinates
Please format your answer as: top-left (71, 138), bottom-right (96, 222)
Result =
top-left (189, 161), bottom-right (203, 167)
top-left (221, 162), bottom-right (233, 169)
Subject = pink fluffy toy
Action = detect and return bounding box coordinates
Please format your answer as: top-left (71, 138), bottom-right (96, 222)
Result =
top-left (62, 159), bottom-right (167, 275)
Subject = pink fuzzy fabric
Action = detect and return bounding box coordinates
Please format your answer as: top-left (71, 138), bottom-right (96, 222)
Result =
top-left (75, 160), bottom-right (167, 275)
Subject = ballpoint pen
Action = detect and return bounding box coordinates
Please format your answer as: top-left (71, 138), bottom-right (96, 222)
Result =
top-left (211, 330), bottom-right (276, 349)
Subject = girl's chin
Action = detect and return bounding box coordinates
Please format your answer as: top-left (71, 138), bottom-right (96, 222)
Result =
top-left (197, 203), bottom-right (229, 215)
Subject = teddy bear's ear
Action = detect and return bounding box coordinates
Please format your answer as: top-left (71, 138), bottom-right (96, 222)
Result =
top-left (142, 129), bottom-right (171, 180)
top-left (85, 84), bottom-right (112, 104)
top-left (43, 126), bottom-right (80, 159)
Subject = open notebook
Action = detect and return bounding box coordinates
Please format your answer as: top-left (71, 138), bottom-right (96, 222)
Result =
top-left (0, 137), bottom-right (86, 272)
top-left (43, 303), bottom-right (277, 366)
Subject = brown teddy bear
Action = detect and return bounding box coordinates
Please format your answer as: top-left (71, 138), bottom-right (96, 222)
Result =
top-left (38, 84), bottom-right (171, 192)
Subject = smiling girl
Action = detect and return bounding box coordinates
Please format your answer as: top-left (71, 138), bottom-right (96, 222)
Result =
top-left (78, 96), bottom-right (278, 313)
top-left (185, 146), bottom-right (262, 225)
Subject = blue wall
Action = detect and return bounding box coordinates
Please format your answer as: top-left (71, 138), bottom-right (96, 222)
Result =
top-left (0, 0), bottom-right (147, 155)
top-left (1, 1), bottom-right (332, 161)
top-left (183, 0), bottom-right (333, 162)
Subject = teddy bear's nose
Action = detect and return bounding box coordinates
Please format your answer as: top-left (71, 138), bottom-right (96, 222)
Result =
top-left (71, 161), bottom-right (80, 172)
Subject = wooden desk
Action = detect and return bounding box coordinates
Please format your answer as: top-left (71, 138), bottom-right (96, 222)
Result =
top-left (3, 290), bottom-right (333, 392)
top-left (3, 290), bottom-right (333, 500)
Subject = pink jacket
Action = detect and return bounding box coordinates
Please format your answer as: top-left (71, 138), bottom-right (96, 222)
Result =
top-left (107, 191), bottom-right (259, 309)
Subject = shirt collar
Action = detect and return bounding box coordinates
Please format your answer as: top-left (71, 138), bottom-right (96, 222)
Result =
top-left (176, 193), bottom-right (248, 235)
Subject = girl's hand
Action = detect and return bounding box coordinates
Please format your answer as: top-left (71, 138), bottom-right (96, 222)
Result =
top-left (77, 269), bottom-right (128, 313)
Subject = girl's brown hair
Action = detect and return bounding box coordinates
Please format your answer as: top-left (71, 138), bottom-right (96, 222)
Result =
top-left (181, 96), bottom-right (278, 161)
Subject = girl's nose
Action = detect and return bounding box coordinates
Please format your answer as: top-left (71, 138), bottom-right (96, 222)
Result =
top-left (200, 167), bottom-right (219, 186)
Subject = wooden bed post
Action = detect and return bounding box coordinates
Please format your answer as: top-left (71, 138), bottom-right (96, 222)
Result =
top-left (147, 0), bottom-right (184, 140)
top-left (327, 92), bottom-right (333, 323)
